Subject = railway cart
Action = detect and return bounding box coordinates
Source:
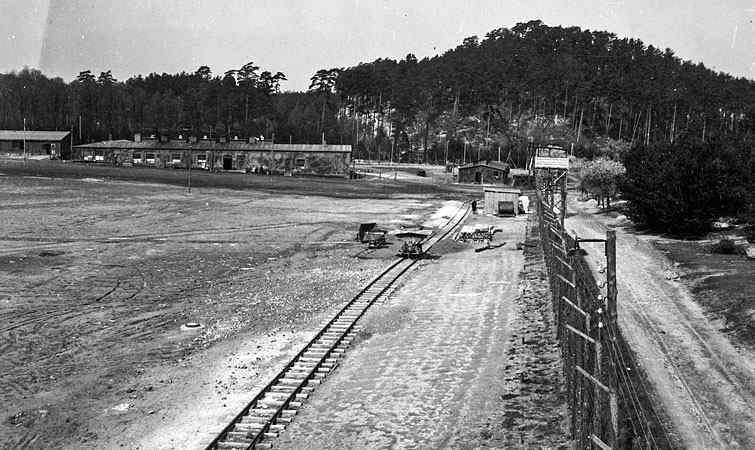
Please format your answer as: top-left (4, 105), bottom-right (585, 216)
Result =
top-left (364, 230), bottom-right (387, 249)
top-left (395, 230), bottom-right (431, 259)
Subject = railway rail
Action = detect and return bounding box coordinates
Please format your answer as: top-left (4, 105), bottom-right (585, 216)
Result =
top-left (205, 204), bottom-right (470, 450)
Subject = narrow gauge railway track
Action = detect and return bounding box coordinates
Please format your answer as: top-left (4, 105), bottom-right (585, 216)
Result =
top-left (206, 204), bottom-right (470, 450)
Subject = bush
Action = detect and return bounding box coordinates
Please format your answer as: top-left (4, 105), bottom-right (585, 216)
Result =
top-left (745, 225), bottom-right (755, 243)
top-left (711, 238), bottom-right (739, 254)
top-left (621, 135), bottom-right (751, 237)
top-left (579, 157), bottom-right (626, 207)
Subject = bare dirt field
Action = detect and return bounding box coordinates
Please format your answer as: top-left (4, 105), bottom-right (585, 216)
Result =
top-left (566, 197), bottom-right (755, 449)
top-left (0, 164), bottom-right (467, 449)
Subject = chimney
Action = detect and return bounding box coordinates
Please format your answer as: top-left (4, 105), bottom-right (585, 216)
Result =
top-left (134, 133), bottom-right (141, 143)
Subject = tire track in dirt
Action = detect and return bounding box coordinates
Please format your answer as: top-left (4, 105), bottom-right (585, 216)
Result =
top-left (0, 221), bottom-right (332, 256)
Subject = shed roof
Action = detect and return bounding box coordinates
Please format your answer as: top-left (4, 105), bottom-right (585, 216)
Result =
top-left (483, 187), bottom-right (522, 194)
top-left (509, 168), bottom-right (530, 177)
top-left (0, 130), bottom-right (70, 141)
top-left (74, 139), bottom-right (352, 153)
top-left (459, 161), bottom-right (509, 171)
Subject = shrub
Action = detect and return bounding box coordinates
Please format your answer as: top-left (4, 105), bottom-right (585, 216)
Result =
top-left (711, 238), bottom-right (739, 254)
top-left (621, 135), bottom-right (750, 237)
top-left (579, 157), bottom-right (626, 208)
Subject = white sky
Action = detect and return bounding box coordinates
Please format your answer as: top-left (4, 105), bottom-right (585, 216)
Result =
top-left (1, 0), bottom-right (754, 91)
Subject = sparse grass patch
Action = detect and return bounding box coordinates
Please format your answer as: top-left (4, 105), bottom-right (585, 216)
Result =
top-left (655, 240), bottom-right (755, 348)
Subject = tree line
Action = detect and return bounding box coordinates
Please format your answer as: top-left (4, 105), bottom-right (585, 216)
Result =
top-left (2, 20), bottom-right (755, 161)
top-left (329, 20), bottom-right (755, 162)
top-left (0, 62), bottom-right (354, 146)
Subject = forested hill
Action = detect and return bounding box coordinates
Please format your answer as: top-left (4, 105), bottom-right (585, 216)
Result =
top-left (332, 20), bottom-right (755, 159)
top-left (1, 20), bottom-right (754, 161)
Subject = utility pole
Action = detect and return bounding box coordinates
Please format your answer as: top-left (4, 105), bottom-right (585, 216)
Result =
top-left (187, 151), bottom-right (192, 193)
top-left (23, 117), bottom-right (27, 162)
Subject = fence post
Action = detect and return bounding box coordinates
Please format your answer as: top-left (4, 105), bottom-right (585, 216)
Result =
top-left (605, 229), bottom-right (619, 448)
top-left (593, 333), bottom-right (603, 444)
top-left (605, 230), bottom-right (617, 324)
top-left (560, 170), bottom-right (567, 230)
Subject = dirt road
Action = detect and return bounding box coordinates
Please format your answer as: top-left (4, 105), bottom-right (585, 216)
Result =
top-left (565, 198), bottom-right (755, 449)
top-left (274, 214), bottom-right (570, 449)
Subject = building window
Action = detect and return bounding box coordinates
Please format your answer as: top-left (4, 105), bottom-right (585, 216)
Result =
top-left (295, 158), bottom-right (306, 169)
top-left (83, 151), bottom-right (94, 161)
top-left (94, 150), bottom-right (105, 161)
top-left (145, 152), bottom-right (156, 164)
top-left (196, 154), bottom-right (207, 168)
top-left (12, 140), bottom-right (23, 149)
top-left (237, 154), bottom-right (245, 166)
top-left (171, 153), bottom-right (182, 163)
top-left (132, 152), bottom-right (142, 163)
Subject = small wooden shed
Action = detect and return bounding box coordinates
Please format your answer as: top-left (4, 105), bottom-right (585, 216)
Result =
top-left (483, 187), bottom-right (521, 216)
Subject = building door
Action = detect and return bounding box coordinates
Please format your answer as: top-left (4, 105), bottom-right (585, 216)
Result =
top-left (223, 155), bottom-right (233, 170)
top-left (475, 171), bottom-right (481, 183)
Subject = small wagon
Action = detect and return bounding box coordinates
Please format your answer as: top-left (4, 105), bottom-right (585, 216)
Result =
top-left (459, 225), bottom-right (495, 242)
top-left (364, 230), bottom-right (387, 249)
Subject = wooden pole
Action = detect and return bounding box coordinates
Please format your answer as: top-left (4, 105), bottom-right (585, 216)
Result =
top-left (605, 229), bottom-right (619, 447)
top-left (606, 230), bottom-right (617, 324)
top-left (560, 170), bottom-right (567, 230)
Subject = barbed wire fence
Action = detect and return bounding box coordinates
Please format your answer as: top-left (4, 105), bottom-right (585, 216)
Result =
top-left (535, 191), bottom-right (669, 449)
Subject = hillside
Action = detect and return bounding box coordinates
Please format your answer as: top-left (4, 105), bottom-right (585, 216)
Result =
top-left (1, 20), bottom-right (754, 163)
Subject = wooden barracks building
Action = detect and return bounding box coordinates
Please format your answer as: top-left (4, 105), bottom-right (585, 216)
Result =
top-left (457, 160), bottom-right (510, 184)
top-left (0, 130), bottom-right (71, 158)
top-left (73, 134), bottom-right (352, 176)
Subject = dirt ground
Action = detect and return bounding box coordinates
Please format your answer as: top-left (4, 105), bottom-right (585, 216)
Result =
top-left (565, 197), bottom-right (755, 449)
top-left (653, 239), bottom-right (754, 349)
top-left (274, 213), bottom-right (570, 449)
top-left (0, 169), bottom-right (462, 449)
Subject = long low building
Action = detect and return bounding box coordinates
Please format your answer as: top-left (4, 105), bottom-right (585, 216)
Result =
top-left (73, 135), bottom-right (352, 176)
top-left (0, 130), bottom-right (71, 158)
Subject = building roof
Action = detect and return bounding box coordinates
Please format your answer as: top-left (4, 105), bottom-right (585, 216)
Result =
top-left (459, 161), bottom-right (510, 171)
top-left (74, 139), bottom-right (352, 153)
top-left (0, 130), bottom-right (70, 141)
top-left (483, 187), bottom-right (522, 194)
top-left (509, 168), bottom-right (530, 177)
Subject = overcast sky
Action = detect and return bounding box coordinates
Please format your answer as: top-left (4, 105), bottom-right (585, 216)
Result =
top-left (1, 0), bottom-right (754, 91)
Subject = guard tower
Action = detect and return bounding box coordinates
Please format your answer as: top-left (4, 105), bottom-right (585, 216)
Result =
top-left (529, 144), bottom-right (570, 228)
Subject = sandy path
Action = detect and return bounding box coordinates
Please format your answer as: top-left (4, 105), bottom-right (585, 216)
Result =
top-left (565, 199), bottom-right (755, 449)
top-left (272, 215), bottom-right (569, 449)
